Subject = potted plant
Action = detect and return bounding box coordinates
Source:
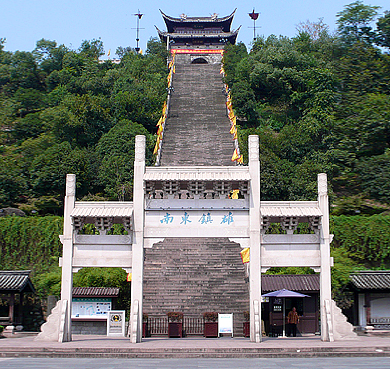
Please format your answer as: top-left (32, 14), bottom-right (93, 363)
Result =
top-left (167, 312), bottom-right (183, 338)
top-left (243, 311), bottom-right (250, 337)
top-left (203, 312), bottom-right (218, 338)
top-left (142, 313), bottom-right (149, 338)
top-left (0, 325), bottom-right (4, 338)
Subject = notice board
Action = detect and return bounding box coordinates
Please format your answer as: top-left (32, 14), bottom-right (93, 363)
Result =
top-left (107, 310), bottom-right (125, 336)
top-left (218, 313), bottom-right (233, 337)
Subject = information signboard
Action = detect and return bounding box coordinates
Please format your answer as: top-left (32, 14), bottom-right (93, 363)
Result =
top-left (218, 313), bottom-right (233, 337)
top-left (107, 310), bottom-right (126, 336)
top-left (72, 298), bottom-right (111, 318)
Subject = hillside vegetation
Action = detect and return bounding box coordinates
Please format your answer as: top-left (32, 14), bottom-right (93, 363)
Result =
top-left (0, 2), bottom-right (390, 305)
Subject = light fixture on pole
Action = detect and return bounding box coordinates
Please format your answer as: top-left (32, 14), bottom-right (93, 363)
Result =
top-left (133, 10), bottom-right (144, 53)
top-left (248, 9), bottom-right (260, 41)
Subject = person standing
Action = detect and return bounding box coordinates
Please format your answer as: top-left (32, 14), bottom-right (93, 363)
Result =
top-left (287, 307), bottom-right (299, 337)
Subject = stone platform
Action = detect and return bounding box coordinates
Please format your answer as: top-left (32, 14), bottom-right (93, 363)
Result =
top-left (0, 334), bottom-right (389, 358)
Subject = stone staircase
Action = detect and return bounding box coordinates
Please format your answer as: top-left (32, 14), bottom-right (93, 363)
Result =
top-left (144, 55), bottom-right (248, 336)
top-left (159, 57), bottom-right (235, 166)
top-left (143, 238), bottom-right (249, 336)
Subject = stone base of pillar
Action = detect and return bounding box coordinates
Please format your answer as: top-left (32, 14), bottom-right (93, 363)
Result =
top-left (332, 300), bottom-right (358, 340)
top-left (35, 300), bottom-right (66, 342)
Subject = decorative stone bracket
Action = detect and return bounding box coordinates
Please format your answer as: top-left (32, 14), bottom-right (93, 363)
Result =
top-left (145, 180), bottom-right (250, 200)
top-left (72, 216), bottom-right (133, 235)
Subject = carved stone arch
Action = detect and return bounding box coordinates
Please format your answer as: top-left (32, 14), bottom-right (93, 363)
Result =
top-left (191, 57), bottom-right (208, 64)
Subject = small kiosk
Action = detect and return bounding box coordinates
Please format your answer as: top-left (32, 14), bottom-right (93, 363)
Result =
top-left (261, 274), bottom-right (320, 336)
top-left (0, 270), bottom-right (35, 327)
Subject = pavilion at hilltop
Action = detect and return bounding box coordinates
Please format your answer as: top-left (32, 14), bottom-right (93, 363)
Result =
top-left (156, 9), bottom-right (240, 48)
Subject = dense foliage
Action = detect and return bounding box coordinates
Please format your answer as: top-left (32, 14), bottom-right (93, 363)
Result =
top-left (225, 1), bottom-right (390, 213)
top-left (222, 1), bottom-right (390, 304)
top-left (0, 38), bottom-right (166, 213)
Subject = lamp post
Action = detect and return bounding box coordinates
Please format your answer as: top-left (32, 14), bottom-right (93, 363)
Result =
top-left (134, 10), bottom-right (143, 53)
top-left (248, 9), bottom-right (260, 41)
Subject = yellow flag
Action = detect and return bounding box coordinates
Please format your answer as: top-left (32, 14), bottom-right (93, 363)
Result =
top-left (172, 65), bottom-right (176, 74)
top-left (230, 124), bottom-right (236, 135)
top-left (237, 155), bottom-right (243, 164)
top-left (231, 149), bottom-right (239, 161)
top-left (162, 101), bottom-right (167, 116)
top-left (156, 116), bottom-right (164, 127)
top-left (107, 49), bottom-right (111, 57)
top-left (233, 131), bottom-right (238, 140)
top-left (127, 273), bottom-right (132, 282)
top-left (168, 60), bottom-right (174, 69)
top-left (231, 189), bottom-right (239, 199)
top-left (157, 124), bottom-right (163, 135)
top-left (228, 110), bottom-right (235, 121)
top-left (153, 136), bottom-right (161, 155)
top-left (240, 248), bottom-right (250, 263)
top-left (230, 115), bottom-right (236, 125)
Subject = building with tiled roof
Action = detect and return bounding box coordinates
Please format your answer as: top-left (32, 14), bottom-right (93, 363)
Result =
top-left (349, 270), bottom-right (390, 330)
top-left (156, 9), bottom-right (240, 47)
top-left (0, 270), bottom-right (35, 326)
top-left (261, 274), bottom-right (320, 336)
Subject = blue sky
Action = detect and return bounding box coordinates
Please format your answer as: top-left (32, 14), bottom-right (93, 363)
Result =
top-left (1, 0), bottom-right (389, 56)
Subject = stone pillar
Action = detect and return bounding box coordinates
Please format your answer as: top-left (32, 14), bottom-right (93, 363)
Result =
top-left (59, 174), bottom-right (76, 342)
top-left (318, 173), bottom-right (333, 341)
top-left (248, 135), bottom-right (261, 342)
top-left (130, 135), bottom-right (146, 343)
top-left (8, 294), bottom-right (14, 324)
top-left (364, 293), bottom-right (371, 326)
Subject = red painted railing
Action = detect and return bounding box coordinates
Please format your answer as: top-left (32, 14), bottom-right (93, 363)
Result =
top-left (148, 317), bottom-right (204, 336)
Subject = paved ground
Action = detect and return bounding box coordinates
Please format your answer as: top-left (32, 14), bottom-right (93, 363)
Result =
top-left (1, 357), bottom-right (390, 369)
top-left (1, 333), bottom-right (390, 359)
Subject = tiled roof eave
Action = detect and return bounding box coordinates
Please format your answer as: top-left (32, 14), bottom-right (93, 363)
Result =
top-left (0, 271), bottom-right (35, 293)
top-left (71, 202), bottom-right (133, 218)
top-left (72, 287), bottom-right (120, 298)
top-left (350, 271), bottom-right (390, 290)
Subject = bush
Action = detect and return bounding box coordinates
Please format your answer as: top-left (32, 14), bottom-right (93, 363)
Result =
top-left (203, 312), bottom-right (218, 322)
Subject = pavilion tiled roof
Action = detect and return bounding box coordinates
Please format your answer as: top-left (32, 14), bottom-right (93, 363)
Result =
top-left (71, 202), bottom-right (133, 218)
top-left (262, 274), bottom-right (320, 293)
top-left (350, 271), bottom-right (390, 290)
top-left (260, 201), bottom-right (322, 217)
top-left (0, 270), bottom-right (35, 293)
top-left (72, 287), bottom-right (120, 298)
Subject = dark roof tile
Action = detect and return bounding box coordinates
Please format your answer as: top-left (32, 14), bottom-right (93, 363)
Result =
top-left (72, 287), bottom-right (120, 297)
top-left (0, 270), bottom-right (35, 293)
top-left (262, 274), bottom-right (319, 292)
top-left (350, 271), bottom-right (390, 290)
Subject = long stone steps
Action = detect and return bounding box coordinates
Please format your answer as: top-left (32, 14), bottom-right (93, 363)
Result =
top-left (1, 341), bottom-right (390, 358)
top-left (143, 238), bottom-right (249, 336)
top-left (144, 54), bottom-right (247, 336)
top-left (159, 58), bottom-right (235, 166)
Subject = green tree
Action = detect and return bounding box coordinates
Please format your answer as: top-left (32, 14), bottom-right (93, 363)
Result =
top-left (377, 11), bottom-right (390, 47)
top-left (336, 1), bottom-right (380, 45)
top-left (79, 38), bottom-right (104, 59)
top-left (96, 120), bottom-right (154, 200)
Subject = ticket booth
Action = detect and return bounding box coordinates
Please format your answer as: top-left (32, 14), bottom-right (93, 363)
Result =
top-left (261, 274), bottom-right (320, 336)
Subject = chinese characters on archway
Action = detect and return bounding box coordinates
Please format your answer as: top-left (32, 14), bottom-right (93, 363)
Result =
top-left (160, 212), bottom-right (234, 225)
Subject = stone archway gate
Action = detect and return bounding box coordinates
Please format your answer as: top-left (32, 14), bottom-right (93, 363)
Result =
top-left (37, 135), bottom-right (336, 343)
